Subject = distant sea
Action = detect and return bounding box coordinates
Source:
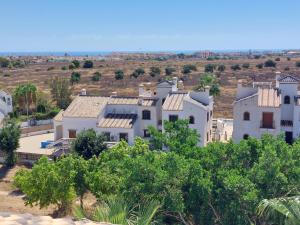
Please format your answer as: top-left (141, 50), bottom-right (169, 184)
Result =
top-left (0, 49), bottom-right (291, 57)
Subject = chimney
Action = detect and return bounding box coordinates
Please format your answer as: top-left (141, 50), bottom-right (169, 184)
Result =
top-left (139, 84), bottom-right (145, 97)
top-left (172, 77), bottom-right (178, 91)
top-left (178, 80), bottom-right (184, 90)
top-left (80, 89), bottom-right (87, 96)
top-left (204, 85), bottom-right (210, 95)
top-left (237, 80), bottom-right (243, 89)
top-left (275, 71), bottom-right (281, 87)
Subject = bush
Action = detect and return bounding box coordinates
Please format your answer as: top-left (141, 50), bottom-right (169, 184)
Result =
top-left (0, 57), bottom-right (10, 68)
top-left (165, 67), bottom-right (176, 76)
top-left (71, 60), bottom-right (80, 68)
top-left (61, 66), bottom-right (68, 70)
top-left (204, 64), bottom-right (215, 73)
top-left (83, 60), bottom-right (93, 68)
top-left (182, 64), bottom-right (197, 74)
top-left (287, 57), bottom-right (291, 61)
top-left (284, 66), bottom-right (290, 71)
top-left (131, 68), bottom-right (145, 78)
top-left (217, 64), bottom-right (226, 72)
top-left (70, 72), bottom-right (81, 84)
top-left (295, 61), bottom-right (300, 67)
top-left (149, 67), bottom-right (161, 77)
top-left (242, 63), bottom-right (250, 69)
top-left (69, 63), bottom-right (75, 70)
top-left (256, 63), bottom-right (263, 69)
top-left (91, 72), bottom-right (101, 81)
top-left (231, 64), bottom-right (241, 71)
top-left (264, 59), bottom-right (276, 67)
top-left (33, 108), bottom-right (60, 120)
top-left (275, 57), bottom-right (280, 61)
top-left (115, 70), bottom-right (124, 80)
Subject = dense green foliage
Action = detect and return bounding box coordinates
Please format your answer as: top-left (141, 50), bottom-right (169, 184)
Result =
top-left (204, 64), bottom-right (215, 73)
top-left (149, 66), bottom-right (161, 77)
top-left (256, 63), bottom-right (264, 69)
top-left (71, 60), bottom-right (80, 68)
top-left (182, 64), bottom-right (197, 74)
top-left (165, 67), bottom-right (176, 76)
top-left (115, 69), bottom-right (125, 80)
top-left (83, 60), bottom-right (93, 68)
top-left (91, 72), bottom-right (101, 81)
top-left (242, 63), bottom-right (250, 69)
top-left (14, 121), bottom-right (300, 224)
top-left (231, 64), bottom-right (241, 71)
top-left (72, 129), bottom-right (107, 160)
top-left (264, 59), bottom-right (276, 67)
top-left (194, 73), bottom-right (220, 96)
top-left (14, 83), bottom-right (37, 117)
top-left (0, 57), bottom-right (10, 67)
top-left (70, 72), bottom-right (81, 84)
top-left (295, 61), bottom-right (300, 68)
top-left (0, 121), bottom-right (21, 167)
top-left (131, 68), bottom-right (145, 78)
top-left (217, 64), bottom-right (226, 72)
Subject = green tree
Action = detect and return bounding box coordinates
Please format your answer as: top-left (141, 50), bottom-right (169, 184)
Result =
top-left (231, 64), bottom-right (241, 71)
top-left (14, 156), bottom-right (88, 215)
top-left (115, 69), bottom-right (124, 80)
top-left (50, 76), bottom-right (72, 109)
top-left (83, 60), bottom-right (93, 68)
top-left (165, 67), bottom-right (176, 76)
top-left (149, 67), bottom-right (161, 77)
top-left (194, 73), bottom-right (220, 96)
top-left (70, 72), bottom-right (81, 85)
top-left (205, 64), bottom-right (215, 73)
top-left (71, 60), bottom-right (80, 68)
top-left (182, 64), bottom-right (197, 74)
top-left (72, 129), bottom-right (107, 160)
top-left (242, 63), bottom-right (250, 69)
top-left (265, 59), bottom-right (276, 67)
top-left (69, 63), bottom-right (76, 70)
top-left (131, 68), bottom-right (145, 78)
top-left (91, 72), bottom-right (101, 81)
top-left (14, 83), bottom-right (37, 117)
top-left (257, 196), bottom-right (300, 225)
top-left (0, 121), bottom-right (21, 167)
top-left (217, 64), bottom-right (226, 72)
top-left (295, 61), bottom-right (300, 67)
top-left (256, 63), bottom-right (264, 69)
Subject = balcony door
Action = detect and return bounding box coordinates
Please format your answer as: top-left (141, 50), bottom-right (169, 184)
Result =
top-left (262, 112), bottom-right (273, 128)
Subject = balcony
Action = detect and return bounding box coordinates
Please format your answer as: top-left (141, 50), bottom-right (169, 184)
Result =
top-left (260, 120), bottom-right (275, 129)
top-left (281, 120), bottom-right (293, 127)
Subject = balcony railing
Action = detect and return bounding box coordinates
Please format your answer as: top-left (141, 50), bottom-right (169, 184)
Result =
top-left (281, 120), bottom-right (293, 127)
top-left (260, 120), bottom-right (275, 129)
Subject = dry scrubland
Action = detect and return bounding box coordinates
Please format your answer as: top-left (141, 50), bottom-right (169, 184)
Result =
top-left (1, 57), bottom-right (300, 117)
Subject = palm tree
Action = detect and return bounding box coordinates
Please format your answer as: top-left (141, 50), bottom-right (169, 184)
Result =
top-left (14, 83), bottom-right (37, 118)
top-left (73, 197), bottom-right (160, 225)
top-left (257, 196), bottom-right (300, 225)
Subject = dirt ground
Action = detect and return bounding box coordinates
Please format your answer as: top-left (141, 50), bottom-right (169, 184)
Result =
top-left (1, 57), bottom-right (300, 117)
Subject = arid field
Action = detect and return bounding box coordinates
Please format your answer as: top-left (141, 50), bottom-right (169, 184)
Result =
top-left (1, 57), bottom-right (300, 117)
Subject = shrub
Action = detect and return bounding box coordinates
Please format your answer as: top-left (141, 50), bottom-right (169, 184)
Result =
top-left (70, 72), bottom-right (81, 84)
top-left (131, 68), bottom-right (145, 78)
top-left (256, 63), bottom-right (263, 69)
top-left (182, 64), bottom-right (197, 74)
top-left (242, 63), bottom-right (250, 69)
top-left (83, 60), bottom-right (93, 68)
top-left (0, 57), bottom-right (10, 68)
top-left (231, 64), bottom-right (241, 71)
top-left (295, 61), bottom-right (300, 67)
top-left (61, 66), bottom-right (68, 70)
top-left (91, 72), bottom-right (101, 81)
top-left (71, 60), bottom-right (80, 68)
top-left (264, 59), bottom-right (276, 67)
top-left (287, 57), bottom-right (291, 61)
top-left (275, 57), bottom-right (280, 61)
top-left (284, 67), bottom-right (290, 71)
top-left (115, 70), bottom-right (124, 80)
top-left (149, 67), bottom-right (161, 77)
top-left (205, 64), bottom-right (215, 73)
top-left (47, 66), bottom-right (55, 71)
top-left (69, 63), bottom-right (75, 70)
top-left (165, 67), bottom-right (176, 76)
top-left (217, 64), bottom-right (226, 72)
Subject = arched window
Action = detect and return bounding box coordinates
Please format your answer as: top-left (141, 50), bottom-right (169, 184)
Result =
top-left (284, 95), bottom-right (290, 104)
top-left (189, 116), bottom-right (195, 124)
top-left (243, 112), bottom-right (250, 121)
top-left (142, 110), bottom-right (151, 120)
top-left (243, 134), bottom-right (249, 140)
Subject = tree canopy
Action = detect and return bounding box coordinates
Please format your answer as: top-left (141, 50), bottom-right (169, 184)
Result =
top-left (194, 73), bottom-right (220, 96)
top-left (50, 76), bottom-right (72, 109)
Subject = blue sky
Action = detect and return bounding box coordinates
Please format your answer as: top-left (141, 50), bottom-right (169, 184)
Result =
top-left (1, 0), bottom-right (300, 51)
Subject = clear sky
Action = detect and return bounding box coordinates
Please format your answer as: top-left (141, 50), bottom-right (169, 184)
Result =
top-left (1, 0), bottom-right (300, 52)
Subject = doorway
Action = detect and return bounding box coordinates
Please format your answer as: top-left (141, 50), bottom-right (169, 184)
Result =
top-left (285, 131), bottom-right (293, 144)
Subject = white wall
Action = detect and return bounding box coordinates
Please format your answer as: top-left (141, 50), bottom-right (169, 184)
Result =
top-left (62, 117), bottom-right (98, 138)
top-left (137, 105), bottom-right (158, 137)
top-left (97, 127), bottom-right (135, 145)
top-left (233, 96), bottom-right (281, 142)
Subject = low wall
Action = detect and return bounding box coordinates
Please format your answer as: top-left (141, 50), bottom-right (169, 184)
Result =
top-left (21, 124), bottom-right (53, 135)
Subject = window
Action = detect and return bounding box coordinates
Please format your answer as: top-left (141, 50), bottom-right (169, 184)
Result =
top-left (189, 116), bottom-right (195, 124)
top-left (207, 132), bottom-right (209, 142)
top-left (144, 129), bottom-right (150, 138)
top-left (68, 130), bottom-right (76, 138)
top-left (119, 133), bottom-right (128, 142)
top-left (169, 115), bottom-right (178, 122)
top-left (243, 112), bottom-right (250, 121)
top-left (142, 110), bottom-right (151, 120)
top-left (284, 95), bottom-right (290, 104)
top-left (7, 98), bottom-right (11, 105)
top-left (243, 134), bottom-right (249, 140)
top-left (210, 110), bottom-right (213, 118)
top-left (207, 112), bottom-right (209, 121)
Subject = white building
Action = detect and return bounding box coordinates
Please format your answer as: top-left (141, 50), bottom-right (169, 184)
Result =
top-left (54, 78), bottom-right (214, 146)
top-left (0, 90), bottom-right (13, 126)
top-left (233, 73), bottom-right (300, 143)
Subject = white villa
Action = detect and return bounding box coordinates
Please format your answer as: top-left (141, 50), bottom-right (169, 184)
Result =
top-left (0, 90), bottom-right (13, 125)
top-left (233, 72), bottom-right (300, 143)
top-left (54, 77), bottom-right (214, 146)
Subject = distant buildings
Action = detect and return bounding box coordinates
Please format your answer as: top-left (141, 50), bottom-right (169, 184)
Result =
top-left (233, 72), bottom-right (300, 143)
top-left (54, 78), bottom-right (214, 146)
